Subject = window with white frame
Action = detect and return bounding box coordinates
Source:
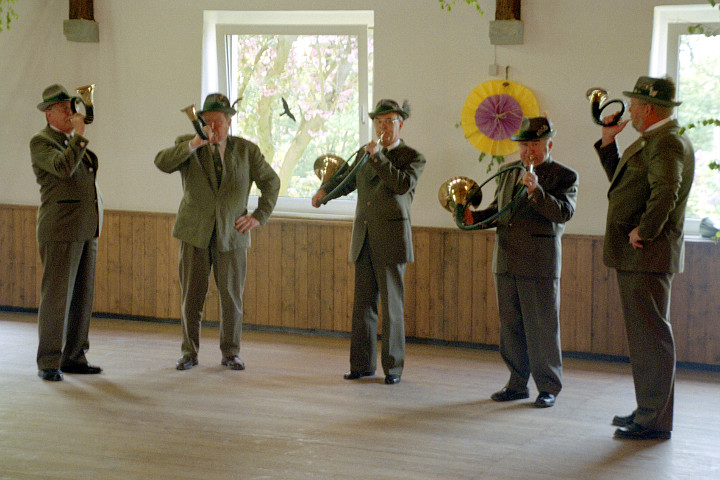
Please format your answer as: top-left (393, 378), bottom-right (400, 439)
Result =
top-left (651, 5), bottom-right (720, 232)
top-left (203, 11), bottom-right (374, 219)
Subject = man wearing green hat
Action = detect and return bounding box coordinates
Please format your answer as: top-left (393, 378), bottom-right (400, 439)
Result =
top-left (311, 99), bottom-right (426, 385)
top-left (31, 84), bottom-right (104, 381)
top-left (464, 116), bottom-right (578, 408)
top-left (155, 93), bottom-right (280, 372)
top-left (595, 76), bottom-right (695, 440)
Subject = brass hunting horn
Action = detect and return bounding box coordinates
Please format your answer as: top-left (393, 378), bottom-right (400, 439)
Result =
top-left (316, 133), bottom-right (385, 206)
top-left (439, 164), bottom-right (531, 230)
top-left (586, 87), bottom-right (625, 127)
top-left (314, 154), bottom-right (346, 186)
top-left (180, 104), bottom-right (208, 140)
top-left (70, 84), bottom-right (95, 124)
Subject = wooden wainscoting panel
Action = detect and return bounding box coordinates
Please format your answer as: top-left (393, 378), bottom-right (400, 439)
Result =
top-left (1, 204), bottom-right (719, 366)
top-left (306, 224), bottom-right (323, 331)
top-left (672, 241), bottom-right (720, 365)
top-left (559, 235), bottom-right (595, 353)
top-left (411, 228), bottom-right (431, 339)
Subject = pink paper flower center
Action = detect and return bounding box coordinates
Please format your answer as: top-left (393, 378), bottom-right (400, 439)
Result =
top-left (475, 94), bottom-right (523, 140)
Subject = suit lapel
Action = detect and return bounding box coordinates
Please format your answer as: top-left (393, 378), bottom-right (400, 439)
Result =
top-left (611, 136), bottom-right (646, 185)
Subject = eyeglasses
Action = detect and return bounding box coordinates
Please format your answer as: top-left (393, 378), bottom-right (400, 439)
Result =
top-left (373, 118), bottom-right (400, 126)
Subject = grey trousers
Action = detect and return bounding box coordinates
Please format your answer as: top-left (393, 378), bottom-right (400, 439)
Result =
top-left (178, 237), bottom-right (247, 359)
top-left (349, 236), bottom-right (407, 376)
top-left (616, 270), bottom-right (675, 431)
top-left (495, 273), bottom-right (563, 395)
top-left (36, 238), bottom-right (97, 370)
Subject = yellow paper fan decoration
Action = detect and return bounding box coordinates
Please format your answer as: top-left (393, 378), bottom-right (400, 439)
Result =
top-left (461, 80), bottom-right (539, 156)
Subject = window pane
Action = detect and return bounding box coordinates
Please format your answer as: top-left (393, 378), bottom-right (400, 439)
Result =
top-left (228, 34), bottom-right (366, 199)
top-left (677, 33), bottom-right (720, 220)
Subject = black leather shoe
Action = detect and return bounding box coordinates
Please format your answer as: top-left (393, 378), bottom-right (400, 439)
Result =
top-left (490, 387), bottom-right (529, 402)
top-left (534, 392), bottom-right (556, 408)
top-left (384, 374), bottom-right (401, 385)
top-left (61, 363), bottom-right (102, 374)
top-left (343, 370), bottom-right (374, 380)
top-left (221, 356), bottom-right (245, 370)
top-left (176, 356), bottom-right (198, 370)
top-left (612, 412), bottom-right (636, 427)
top-left (614, 423), bottom-right (671, 440)
top-left (38, 369), bottom-right (63, 381)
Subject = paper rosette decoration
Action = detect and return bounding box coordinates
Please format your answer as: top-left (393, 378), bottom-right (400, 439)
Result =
top-left (461, 80), bottom-right (539, 156)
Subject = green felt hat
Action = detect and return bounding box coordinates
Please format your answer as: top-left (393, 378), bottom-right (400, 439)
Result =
top-left (510, 117), bottom-right (556, 141)
top-left (623, 76), bottom-right (681, 107)
top-left (37, 84), bottom-right (73, 111)
top-left (200, 93), bottom-right (237, 115)
top-left (369, 99), bottom-right (410, 120)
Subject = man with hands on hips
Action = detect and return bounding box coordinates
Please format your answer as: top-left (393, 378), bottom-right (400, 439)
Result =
top-left (155, 93), bottom-right (280, 372)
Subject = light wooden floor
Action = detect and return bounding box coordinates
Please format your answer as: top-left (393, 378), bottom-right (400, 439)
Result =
top-left (1, 311), bottom-right (719, 480)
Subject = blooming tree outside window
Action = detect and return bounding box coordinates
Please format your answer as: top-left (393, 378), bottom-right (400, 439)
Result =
top-left (227, 33), bottom-right (372, 198)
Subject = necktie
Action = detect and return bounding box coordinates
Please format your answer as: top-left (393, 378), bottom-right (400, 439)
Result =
top-left (212, 144), bottom-right (223, 186)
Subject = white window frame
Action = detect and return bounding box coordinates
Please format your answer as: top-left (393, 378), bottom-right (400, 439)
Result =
top-left (202, 10), bottom-right (374, 220)
top-left (650, 4), bottom-right (719, 235)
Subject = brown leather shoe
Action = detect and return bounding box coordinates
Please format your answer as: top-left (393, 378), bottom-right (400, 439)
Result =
top-left (221, 356), bottom-right (245, 370)
top-left (176, 356), bottom-right (198, 370)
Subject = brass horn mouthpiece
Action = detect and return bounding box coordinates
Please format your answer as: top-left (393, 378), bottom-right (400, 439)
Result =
top-left (586, 87), bottom-right (625, 127)
top-left (71, 84), bottom-right (95, 124)
top-left (181, 104), bottom-right (208, 140)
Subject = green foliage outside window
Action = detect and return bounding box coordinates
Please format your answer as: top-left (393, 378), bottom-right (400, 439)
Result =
top-left (0, 0), bottom-right (18, 32)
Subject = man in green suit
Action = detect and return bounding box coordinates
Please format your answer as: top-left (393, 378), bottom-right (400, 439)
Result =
top-left (31, 84), bottom-right (104, 382)
top-left (156, 93), bottom-right (280, 372)
top-left (595, 77), bottom-right (694, 440)
top-left (465, 117), bottom-right (578, 408)
top-left (312, 99), bottom-right (426, 385)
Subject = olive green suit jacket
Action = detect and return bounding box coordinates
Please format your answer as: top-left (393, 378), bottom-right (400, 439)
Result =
top-left (322, 142), bottom-right (426, 265)
top-left (155, 135), bottom-right (280, 252)
top-left (30, 125), bottom-right (103, 243)
top-left (471, 158), bottom-right (578, 279)
top-left (595, 120), bottom-right (695, 273)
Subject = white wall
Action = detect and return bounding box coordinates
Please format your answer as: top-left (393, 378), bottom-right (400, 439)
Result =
top-left (0, 0), bottom-right (705, 235)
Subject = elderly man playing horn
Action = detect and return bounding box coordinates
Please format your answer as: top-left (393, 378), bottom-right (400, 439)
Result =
top-left (464, 117), bottom-right (578, 407)
top-left (156, 93), bottom-right (280, 372)
top-left (595, 77), bottom-right (694, 440)
top-left (312, 99), bottom-right (426, 385)
top-left (30, 84), bottom-right (104, 382)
